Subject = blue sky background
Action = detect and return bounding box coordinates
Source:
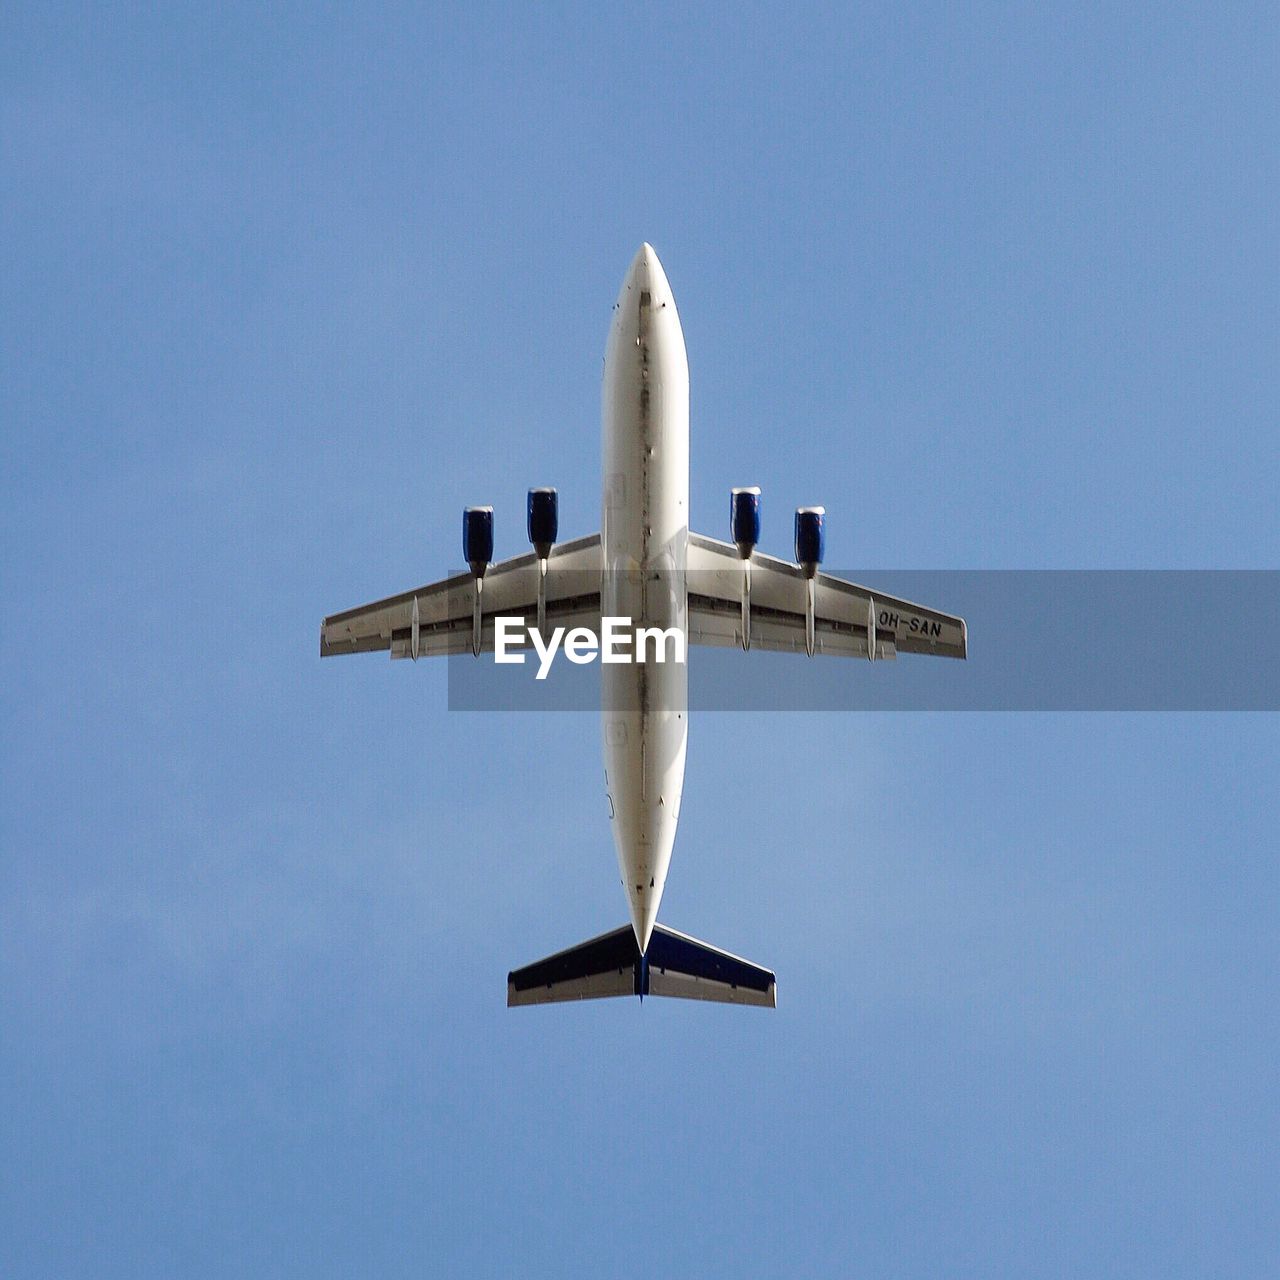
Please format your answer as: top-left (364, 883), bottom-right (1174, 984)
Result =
top-left (3, 4), bottom-right (1277, 1276)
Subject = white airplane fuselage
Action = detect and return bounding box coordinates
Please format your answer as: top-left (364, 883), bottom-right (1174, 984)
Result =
top-left (601, 244), bottom-right (689, 954)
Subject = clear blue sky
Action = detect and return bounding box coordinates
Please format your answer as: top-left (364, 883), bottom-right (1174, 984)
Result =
top-left (3, 4), bottom-right (1277, 1276)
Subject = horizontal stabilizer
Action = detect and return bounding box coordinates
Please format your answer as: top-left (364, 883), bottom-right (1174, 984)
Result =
top-left (507, 924), bottom-right (776, 1008)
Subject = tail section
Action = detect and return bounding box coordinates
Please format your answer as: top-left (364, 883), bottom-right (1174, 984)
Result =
top-left (507, 924), bottom-right (776, 1008)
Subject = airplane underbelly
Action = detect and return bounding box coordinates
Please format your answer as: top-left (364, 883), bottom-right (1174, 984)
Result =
top-left (600, 245), bottom-right (690, 949)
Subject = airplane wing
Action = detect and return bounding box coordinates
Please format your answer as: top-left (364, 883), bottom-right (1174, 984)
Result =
top-left (686, 532), bottom-right (967, 660)
top-left (321, 533), bottom-right (602, 659)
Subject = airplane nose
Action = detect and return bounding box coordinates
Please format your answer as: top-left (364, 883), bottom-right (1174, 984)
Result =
top-left (628, 242), bottom-right (661, 290)
top-left (610, 240), bottom-right (682, 358)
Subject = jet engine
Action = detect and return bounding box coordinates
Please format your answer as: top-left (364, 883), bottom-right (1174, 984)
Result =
top-left (730, 486), bottom-right (761, 559)
top-left (730, 487), bottom-right (761, 650)
top-left (793, 506), bottom-right (825, 578)
top-left (463, 506), bottom-right (494, 579)
top-left (794, 506), bottom-right (825, 657)
top-left (527, 487), bottom-right (558, 559)
top-left (527, 487), bottom-right (559, 632)
top-left (462, 506), bottom-right (494, 655)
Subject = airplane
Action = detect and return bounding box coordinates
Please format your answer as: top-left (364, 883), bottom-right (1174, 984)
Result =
top-left (321, 244), bottom-right (967, 1008)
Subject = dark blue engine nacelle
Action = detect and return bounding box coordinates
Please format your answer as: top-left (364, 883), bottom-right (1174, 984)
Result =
top-left (730, 487), bottom-right (761, 559)
top-left (527, 487), bottom-right (558, 559)
top-left (463, 506), bottom-right (494, 578)
top-left (794, 506), bottom-right (825, 578)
